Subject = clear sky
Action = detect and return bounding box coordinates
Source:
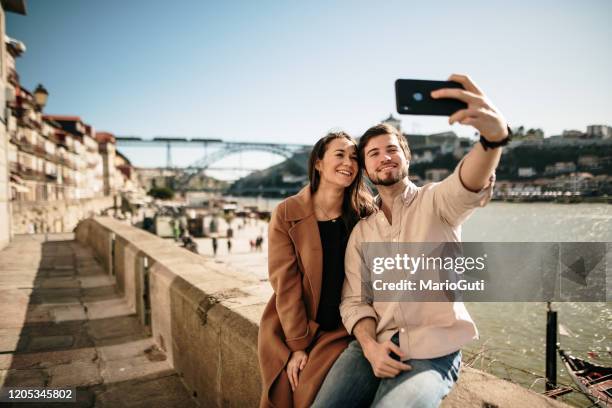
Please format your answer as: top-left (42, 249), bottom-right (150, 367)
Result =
top-left (7, 0), bottom-right (612, 176)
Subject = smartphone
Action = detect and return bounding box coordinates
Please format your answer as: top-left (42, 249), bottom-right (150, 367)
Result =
top-left (395, 79), bottom-right (467, 116)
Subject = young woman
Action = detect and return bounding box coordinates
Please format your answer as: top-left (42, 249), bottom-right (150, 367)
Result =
top-left (258, 131), bottom-right (374, 408)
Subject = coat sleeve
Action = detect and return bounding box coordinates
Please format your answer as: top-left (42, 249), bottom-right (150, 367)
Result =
top-left (267, 202), bottom-right (318, 352)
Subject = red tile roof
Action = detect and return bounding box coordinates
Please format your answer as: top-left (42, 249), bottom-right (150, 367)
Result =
top-left (96, 132), bottom-right (116, 144)
top-left (43, 115), bottom-right (82, 122)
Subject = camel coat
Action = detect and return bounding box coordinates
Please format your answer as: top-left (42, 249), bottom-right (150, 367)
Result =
top-left (258, 185), bottom-right (351, 408)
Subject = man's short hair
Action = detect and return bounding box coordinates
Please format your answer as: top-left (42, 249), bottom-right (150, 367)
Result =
top-left (357, 123), bottom-right (411, 166)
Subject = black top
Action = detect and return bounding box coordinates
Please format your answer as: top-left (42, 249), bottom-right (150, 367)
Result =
top-left (315, 217), bottom-right (349, 331)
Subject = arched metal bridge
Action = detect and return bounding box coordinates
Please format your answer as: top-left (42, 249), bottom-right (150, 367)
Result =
top-left (115, 137), bottom-right (310, 170)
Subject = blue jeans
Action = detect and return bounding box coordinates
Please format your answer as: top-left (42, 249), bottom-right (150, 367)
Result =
top-left (311, 333), bottom-right (461, 408)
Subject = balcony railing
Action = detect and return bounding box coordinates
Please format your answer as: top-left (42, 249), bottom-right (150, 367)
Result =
top-left (34, 144), bottom-right (46, 156)
top-left (19, 166), bottom-right (45, 181)
top-left (16, 137), bottom-right (35, 154)
top-left (9, 133), bottom-right (20, 145)
top-left (9, 162), bottom-right (19, 174)
top-left (17, 116), bottom-right (42, 131)
top-left (62, 177), bottom-right (76, 187)
top-left (7, 68), bottom-right (19, 86)
top-left (58, 157), bottom-right (78, 171)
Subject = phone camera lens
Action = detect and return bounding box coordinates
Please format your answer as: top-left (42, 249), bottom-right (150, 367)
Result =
top-left (412, 92), bottom-right (423, 101)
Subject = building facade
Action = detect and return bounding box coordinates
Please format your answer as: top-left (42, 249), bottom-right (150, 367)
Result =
top-left (0, 0), bottom-right (26, 249)
top-left (1, 15), bottom-right (140, 235)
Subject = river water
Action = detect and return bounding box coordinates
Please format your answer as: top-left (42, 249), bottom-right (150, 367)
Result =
top-left (226, 199), bottom-right (611, 407)
top-left (461, 203), bottom-right (612, 407)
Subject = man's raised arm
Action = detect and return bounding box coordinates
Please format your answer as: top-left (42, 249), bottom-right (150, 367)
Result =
top-left (431, 73), bottom-right (509, 192)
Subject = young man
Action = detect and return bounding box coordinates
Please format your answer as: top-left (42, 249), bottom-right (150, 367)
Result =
top-left (312, 74), bottom-right (509, 407)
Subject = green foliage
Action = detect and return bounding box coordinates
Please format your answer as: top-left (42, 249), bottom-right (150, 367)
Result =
top-left (148, 186), bottom-right (175, 200)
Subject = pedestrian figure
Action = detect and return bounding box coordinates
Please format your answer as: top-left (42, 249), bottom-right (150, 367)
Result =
top-left (256, 235), bottom-right (263, 252)
top-left (172, 219), bottom-right (180, 242)
top-left (250, 239), bottom-right (256, 252)
top-left (181, 235), bottom-right (198, 254)
top-left (227, 239), bottom-right (232, 253)
top-left (212, 237), bottom-right (218, 256)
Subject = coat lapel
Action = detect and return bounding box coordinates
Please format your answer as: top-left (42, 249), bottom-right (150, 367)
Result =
top-left (285, 186), bottom-right (322, 318)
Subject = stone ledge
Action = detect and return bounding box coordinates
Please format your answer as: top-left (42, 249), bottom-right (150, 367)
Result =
top-left (75, 217), bottom-right (570, 408)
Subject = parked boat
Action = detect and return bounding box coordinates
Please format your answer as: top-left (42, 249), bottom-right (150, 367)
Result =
top-left (558, 349), bottom-right (612, 407)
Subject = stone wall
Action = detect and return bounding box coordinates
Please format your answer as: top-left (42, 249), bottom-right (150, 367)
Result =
top-left (74, 217), bottom-right (570, 408)
top-left (11, 196), bottom-right (114, 234)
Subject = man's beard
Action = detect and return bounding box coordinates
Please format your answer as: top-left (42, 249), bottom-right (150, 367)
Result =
top-left (368, 165), bottom-right (408, 186)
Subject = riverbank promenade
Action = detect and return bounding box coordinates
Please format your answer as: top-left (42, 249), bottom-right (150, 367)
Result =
top-left (0, 221), bottom-right (572, 407)
top-left (0, 234), bottom-right (196, 407)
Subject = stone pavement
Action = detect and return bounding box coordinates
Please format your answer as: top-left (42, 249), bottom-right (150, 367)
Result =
top-left (193, 218), bottom-right (270, 282)
top-left (0, 234), bottom-right (197, 407)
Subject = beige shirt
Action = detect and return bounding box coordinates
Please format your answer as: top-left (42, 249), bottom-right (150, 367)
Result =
top-left (341, 163), bottom-right (494, 360)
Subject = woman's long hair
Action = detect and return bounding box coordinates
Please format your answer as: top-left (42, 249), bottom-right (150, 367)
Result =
top-left (307, 131), bottom-right (375, 230)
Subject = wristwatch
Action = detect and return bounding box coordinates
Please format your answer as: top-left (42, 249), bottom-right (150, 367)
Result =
top-left (479, 126), bottom-right (513, 151)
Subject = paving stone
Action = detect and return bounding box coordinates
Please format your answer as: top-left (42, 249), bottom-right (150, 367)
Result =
top-left (85, 298), bottom-right (133, 320)
top-left (37, 277), bottom-right (81, 289)
top-left (48, 361), bottom-right (102, 387)
top-left (1, 368), bottom-right (47, 387)
top-left (24, 305), bottom-right (54, 323)
top-left (87, 316), bottom-right (143, 341)
top-left (27, 335), bottom-right (74, 351)
top-left (0, 235), bottom-right (194, 407)
top-left (82, 285), bottom-right (119, 302)
top-left (0, 312), bottom-right (27, 329)
top-left (97, 338), bottom-right (157, 362)
top-left (48, 269), bottom-right (76, 278)
top-left (52, 305), bottom-right (87, 323)
top-left (79, 275), bottom-right (115, 289)
top-left (0, 354), bottom-right (12, 370)
top-left (94, 374), bottom-right (196, 408)
top-left (100, 355), bottom-right (174, 384)
top-left (0, 332), bottom-right (20, 353)
top-left (20, 321), bottom-right (84, 337)
top-left (7, 347), bottom-right (97, 370)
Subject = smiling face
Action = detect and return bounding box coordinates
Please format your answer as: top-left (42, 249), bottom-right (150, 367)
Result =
top-left (362, 133), bottom-right (409, 186)
top-left (315, 137), bottom-right (358, 189)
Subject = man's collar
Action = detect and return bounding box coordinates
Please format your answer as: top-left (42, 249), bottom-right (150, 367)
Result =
top-left (373, 179), bottom-right (418, 210)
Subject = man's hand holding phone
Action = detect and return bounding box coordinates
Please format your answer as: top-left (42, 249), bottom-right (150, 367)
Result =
top-left (431, 74), bottom-right (508, 141)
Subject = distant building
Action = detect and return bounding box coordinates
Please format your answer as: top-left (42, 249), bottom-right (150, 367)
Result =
top-left (115, 150), bottom-right (139, 193)
top-left (518, 167), bottom-right (537, 178)
top-left (425, 168), bottom-right (450, 182)
top-left (577, 155), bottom-right (600, 168)
top-left (562, 129), bottom-right (585, 139)
top-left (545, 161), bottom-right (576, 175)
top-left (281, 173), bottom-right (307, 184)
top-left (404, 131), bottom-right (457, 149)
top-left (44, 116), bottom-right (104, 199)
top-left (453, 138), bottom-right (473, 159)
top-left (411, 146), bottom-right (439, 164)
top-left (96, 131), bottom-right (117, 196)
top-left (549, 172), bottom-right (596, 194)
top-left (1, 0), bottom-right (27, 249)
top-left (381, 114), bottom-right (401, 132)
top-left (586, 125), bottom-right (612, 139)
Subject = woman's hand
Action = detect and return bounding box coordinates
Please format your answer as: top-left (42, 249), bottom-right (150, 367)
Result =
top-left (286, 350), bottom-right (308, 391)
